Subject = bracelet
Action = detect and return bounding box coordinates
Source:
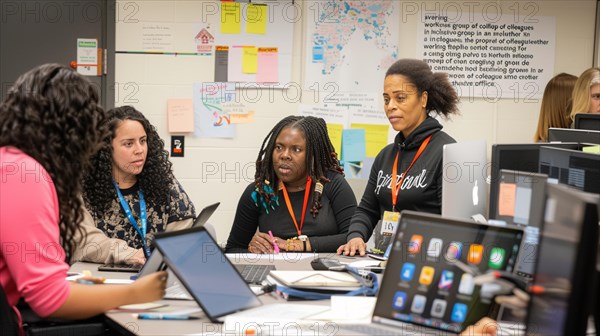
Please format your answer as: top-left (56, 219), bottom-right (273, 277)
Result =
top-left (285, 238), bottom-right (294, 252)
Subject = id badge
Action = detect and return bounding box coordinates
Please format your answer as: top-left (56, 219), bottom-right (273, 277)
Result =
top-left (380, 211), bottom-right (400, 236)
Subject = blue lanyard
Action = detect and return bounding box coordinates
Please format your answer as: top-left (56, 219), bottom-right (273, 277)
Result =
top-left (112, 180), bottom-right (150, 258)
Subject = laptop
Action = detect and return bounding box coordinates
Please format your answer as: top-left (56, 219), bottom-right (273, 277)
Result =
top-left (97, 202), bottom-right (220, 273)
top-left (442, 140), bottom-right (489, 220)
top-left (338, 210), bottom-right (524, 334)
top-left (153, 226), bottom-right (263, 322)
top-left (488, 170), bottom-right (548, 280)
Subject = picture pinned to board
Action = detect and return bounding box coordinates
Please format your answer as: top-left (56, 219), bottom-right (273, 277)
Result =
top-left (171, 136), bottom-right (185, 157)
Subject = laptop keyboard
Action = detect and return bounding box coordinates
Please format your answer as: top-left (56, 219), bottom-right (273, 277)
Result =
top-left (337, 324), bottom-right (399, 335)
top-left (234, 264), bottom-right (275, 284)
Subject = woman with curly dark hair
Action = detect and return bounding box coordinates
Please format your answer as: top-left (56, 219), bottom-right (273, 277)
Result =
top-left (76, 105), bottom-right (196, 265)
top-left (0, 64), bottom-right (167, 333)
top-left (338, 58), bottom-right (460, 257)
top-left (225, 116), bottom-right (357, 253)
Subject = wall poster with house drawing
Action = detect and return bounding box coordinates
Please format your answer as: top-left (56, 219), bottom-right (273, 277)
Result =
top-left (115, 0), bottom-right (294, 86)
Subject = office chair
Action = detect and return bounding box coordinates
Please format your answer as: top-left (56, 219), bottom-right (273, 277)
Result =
top-left (0, 285), bottom-right (20, 336)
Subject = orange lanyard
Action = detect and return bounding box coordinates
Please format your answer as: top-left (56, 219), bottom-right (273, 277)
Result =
top-left (281, 176), bottom-right (312, 236)
top-left (391, 135), bottom-right (432, 211)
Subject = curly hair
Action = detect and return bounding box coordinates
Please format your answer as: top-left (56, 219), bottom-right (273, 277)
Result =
top-left (385, 58), bottom-right (460, 118)
top-left (254, 116), bottom-right (344, 218)
top-left (0, 63), bottom-right (108, 262)
top-left (83, 105), bottom-right (174, 216)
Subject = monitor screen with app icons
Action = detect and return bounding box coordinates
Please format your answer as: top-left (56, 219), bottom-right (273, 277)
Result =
top-left (373, 211), bottom-right (524, 333)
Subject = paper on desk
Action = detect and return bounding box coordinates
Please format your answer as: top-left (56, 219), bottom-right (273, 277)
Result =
top-left (226, 252), bottom-right (316, 264)
top-left (346, 260), bottom-right (381, 268)
top-left (223, 303), bottom-right (329, 332)
top-left (117, 302), bottom-right (168, 311)
top-left (305, 296), bottom-right (376, 323)
top-left (104, 278), bottom-right (134, 285)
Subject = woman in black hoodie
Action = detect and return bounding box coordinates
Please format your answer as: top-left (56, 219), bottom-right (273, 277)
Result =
top-left (338, 58), bottom-right (460, 256)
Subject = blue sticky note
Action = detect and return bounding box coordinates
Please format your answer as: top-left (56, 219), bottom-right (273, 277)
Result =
top-left (342, 129), bottom-right (366, 163)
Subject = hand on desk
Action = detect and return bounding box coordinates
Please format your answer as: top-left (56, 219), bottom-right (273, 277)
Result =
top-left (337, 237), bottom-right (367, 256)
top-left (248, 232), bottom-right (278, 254)
top-left (460, 317), bottom-right (498, 335)
top-left (124, 248), bottom-right (146, 265)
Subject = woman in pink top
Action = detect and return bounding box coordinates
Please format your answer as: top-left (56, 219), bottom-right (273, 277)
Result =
top-left (0, 64), bottom-right (168, 333)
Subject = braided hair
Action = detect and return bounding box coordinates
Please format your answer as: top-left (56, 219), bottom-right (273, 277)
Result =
top-left (253, 116), bottom-right (343, 218)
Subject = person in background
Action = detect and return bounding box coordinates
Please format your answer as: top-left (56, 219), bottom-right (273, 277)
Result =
top-left (225, 116), bottom-right (357, 253)
top-left (338, 58), bottom-right (460, 256)
top-left (0, 64), bottom-right (167, 333)
top-left (570, 67), bottom-right (600, 120)
top-left (533, 72), bottom-right (578, 142)
top-left (75, 106), bottom-right (196, 265)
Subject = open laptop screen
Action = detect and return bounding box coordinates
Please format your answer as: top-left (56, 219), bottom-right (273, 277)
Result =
top-left (373, 211), bottom-right (523, 333)
top-left (489, 169), bottom-right (548, 279)
top-left (154, 227), bottom-right (261, 322)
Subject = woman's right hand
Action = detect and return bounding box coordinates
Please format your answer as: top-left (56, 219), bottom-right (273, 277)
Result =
top-left (126, 248), bottom-right (147, 265)
top-left (131, 271), bottom-right (168, 302)
top-left (247, 232), bottom-right (276, 254)
top-left (337, 237), bottom-right (367, 256)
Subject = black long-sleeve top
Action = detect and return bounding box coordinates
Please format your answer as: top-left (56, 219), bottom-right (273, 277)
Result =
top-left (347, 117), bottom-right (456, 243)
top-left (225, 172), bottom-right (357, 253)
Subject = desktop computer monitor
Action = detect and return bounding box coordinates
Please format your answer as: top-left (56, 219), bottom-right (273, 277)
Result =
top-left (525, 183), bottom-right (599, 336)
top-left (488, 142), bottom-right (580, 217)
top-left (488, 169), bottom-right (548, 279)
top-left (574, 113), bottom-right (600, 131)
top-left (441, 140), bottom-right (488, 219)
top-left (548, 127), bottom-right (600, 144)
top-left (538, 146), bottom-right (600, 195)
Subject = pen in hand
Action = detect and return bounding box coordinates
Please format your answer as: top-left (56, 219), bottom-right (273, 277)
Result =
top-left (268, 230), bottom-right (280, 254)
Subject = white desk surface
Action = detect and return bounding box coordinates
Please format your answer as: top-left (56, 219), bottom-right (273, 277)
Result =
top-left (70, 253), bottom-right (357, 335)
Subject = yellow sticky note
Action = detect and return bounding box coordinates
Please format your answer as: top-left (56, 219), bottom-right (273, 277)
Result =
top-left (246, 4), bottom-right (267, 34)
top-left (351, 123), bottom-right (389, 158)
top-left (498, 183), bottom-right (516, 217)
top-left (326, 124), bottom-right (343, 159)
top-left (242, 46), bottom-right (258, 74)
top-left (220, 2), bottom-right (241, 34)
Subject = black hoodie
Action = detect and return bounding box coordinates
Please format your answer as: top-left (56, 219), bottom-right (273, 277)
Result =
top-left (347, 117), bottom-right (456, 242)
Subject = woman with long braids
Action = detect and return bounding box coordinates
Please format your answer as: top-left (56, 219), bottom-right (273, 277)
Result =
top-left (225, 116), bottom-right (357, 253)
top-left (75, 105), bottom-right (196, 265)
top-left (0, 64), bottom-right (167, 333)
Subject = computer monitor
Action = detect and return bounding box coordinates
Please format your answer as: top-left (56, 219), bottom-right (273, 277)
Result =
top-left (538, 146), bottom-right (600, 194)
top-left (574, 113), bottom-right (600, 131)
top-left (525, 183), bottom-right (599, 336)
top-left (548, 127), bottom-right (600, 144)
top-left (488, 169), bottom-right (548, 279)
top-left (488, 142), bottom-right (580, 218)
top-left (442, 140), bottom-right (488, 219)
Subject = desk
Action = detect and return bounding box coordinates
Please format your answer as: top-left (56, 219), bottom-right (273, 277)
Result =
top-left (71, 253), bottom-right (347, 335)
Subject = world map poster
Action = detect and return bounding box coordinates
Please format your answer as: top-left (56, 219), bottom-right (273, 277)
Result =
top-left (304, 1), bottom-right (399, 93)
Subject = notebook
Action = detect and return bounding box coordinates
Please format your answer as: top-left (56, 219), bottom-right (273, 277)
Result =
top-left (338, 210), bottom-right (524, 334)
top-left (97, 202), bottom-right (220, 273)
top-left (153, 226), bottom-right (262, 322)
